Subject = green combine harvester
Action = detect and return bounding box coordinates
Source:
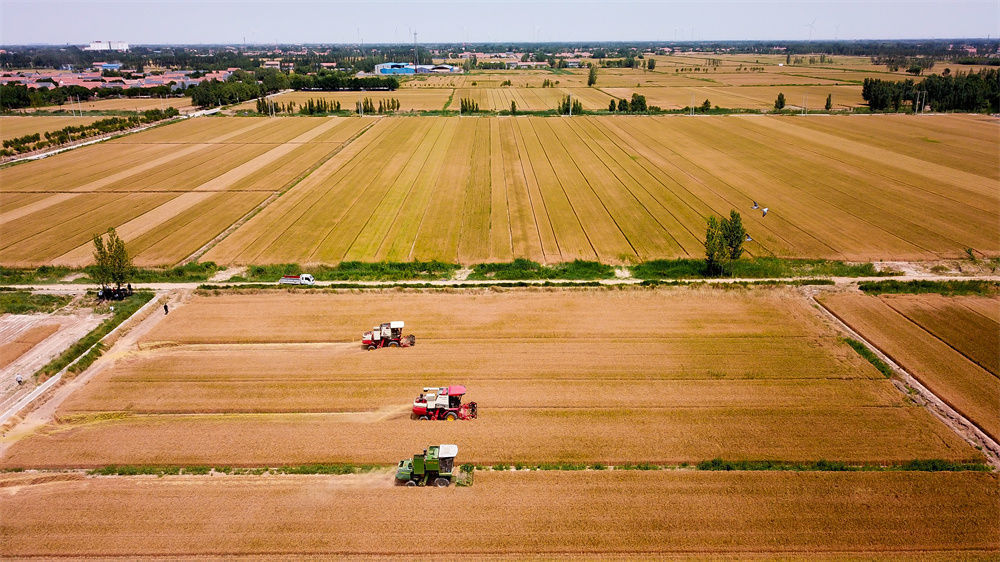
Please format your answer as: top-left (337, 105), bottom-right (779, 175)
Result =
top-left (395, 444), bottom-right (458, 487)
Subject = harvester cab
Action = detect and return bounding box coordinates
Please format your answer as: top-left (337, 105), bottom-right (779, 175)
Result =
top-left (412, 385), bottom-right (478, 421)
top-left (362, 321), bottom-right (415, 350)
top-left (395, 444), bottom-right (458, 487)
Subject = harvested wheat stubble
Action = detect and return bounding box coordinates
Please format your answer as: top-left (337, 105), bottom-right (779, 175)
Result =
top-left (820, 293), bottom-right (1000, 442)
top-left (0, 323), bottom-right (59, 369)
top-left (879, 294), bottom-right (999, 376)
top-left (5, 287), bottom-right (982, 468)
top-left (1, 471), bottom-right (996, 557)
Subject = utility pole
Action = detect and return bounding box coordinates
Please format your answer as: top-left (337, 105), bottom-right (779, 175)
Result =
top-left (413, 31), bottom-right (418, 70)
top-left (802, 95), bottom-right (807, 115)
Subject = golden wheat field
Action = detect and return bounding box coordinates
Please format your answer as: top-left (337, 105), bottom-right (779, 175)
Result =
top-left (0, 115), bottom-right (104, 142)
top-left (2, 113), bottom-right (995, 267)
top-left (2, 288), bottom-right (983, 468)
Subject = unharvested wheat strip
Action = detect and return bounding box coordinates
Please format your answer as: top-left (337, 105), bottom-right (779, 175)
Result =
top-left (713, 117), bottom-right (993, 256)
top-left (665, 118), bottom-right (927, 259)
top-left (880, 295), bottom-right (1000, 377)
top-left (203, 118), bottom-right (390, 264)
top-left (956, 296), bottom-right (1000, 325)
top-left (308, 119), bottom-right (431, 262)
top-left (714, 117), bottom-right (998, 255)
top-left (126, 192), bottom-right (271, 266)
top-left (411, 119), bottom-right (478, 261)
top-left (570, 117), bottom-right (696, 256)
top-left (499, 119), bottom-right (546, 261)
top-left (613, 117), bottom-right (832, 257)
top-left (1, 143), bottom-right (181, 192)
top-left (487, 118), bottom-right (513, 261)
top-left (457, 119), bottom-right (493, 262)
top-left (102, 144), bottom-right (271, 192)
top-left (49, 120), bottom-right (344, 266)
top-left (379, 120), bottom-right (460, 261)
top-left (552, 118), bottom-right (672, 260)
top-left (342, 119), bottom-right (449, 261)
top-left (518, 118), bottom-right (595, 260)
top-left (202, 118), bottom-right (383, 264)
top-left (0, 192), bottom-right (49, 213)
top-left (740, 116), bottom-right (999, 212)
top-left (0, 119), bottom-right (272, 225)
top-left (1, 194), bottom-right (176, 266)
top-left (820, 293), bottom-right (1000, 442)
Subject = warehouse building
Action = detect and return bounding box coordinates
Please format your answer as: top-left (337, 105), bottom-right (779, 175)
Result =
top-left (374, 62), bottom-right (461, 75)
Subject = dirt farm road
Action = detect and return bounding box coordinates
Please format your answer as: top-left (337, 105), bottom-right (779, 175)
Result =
top-left (4, 270), bottom-right (998, 295)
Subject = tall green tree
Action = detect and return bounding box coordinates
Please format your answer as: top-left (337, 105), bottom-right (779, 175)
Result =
top-left (510, 100), bottom-right (517, 115)
top-left (774, 92), bottom-right (786, 110)
top-left (825, 93), bottom-right (832, 110)
top-left (647, 58), bottom-right (656, 70)
top-left (92, 227), bottom-right (133, 290)
top-left (704, 216), bottom-right (728, 276)
top-left (700, 99), bottom-right (712, 112)
top-left (608, 99), bottom-right (616, 112)
top-left (720, 210), bottom-right (747, 260)
top-left (587, 65), bottom-right (598, 87)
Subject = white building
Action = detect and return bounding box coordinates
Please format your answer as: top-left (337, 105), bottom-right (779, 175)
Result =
top-left (85, 41), bottom-right (130, 52)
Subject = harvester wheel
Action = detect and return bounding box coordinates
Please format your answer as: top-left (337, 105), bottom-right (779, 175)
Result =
top-left (366, 345), bottom-right (376, 351)
top-left (405, 480), bottom-right (418, 487)
top-left (388, 341), bottom-right (399, 347)
top-left (444, 412), bottom-right (458, 421)
top-left (418, 415), bottom-right (430, 421)
top-left (433, 477), bottom-right (451, 487)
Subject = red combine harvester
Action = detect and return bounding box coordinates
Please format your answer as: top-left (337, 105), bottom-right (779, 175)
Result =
top-left (412, 386), bottom-right (477, 421)
top-left (362, 321), bottom-right (415, 350)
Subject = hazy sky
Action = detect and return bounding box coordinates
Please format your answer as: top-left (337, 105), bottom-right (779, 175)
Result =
top-left (2, 0), bottom-right (997, 45)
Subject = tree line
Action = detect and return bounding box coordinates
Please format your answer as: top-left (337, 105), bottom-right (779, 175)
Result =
top-left (862, 68), bottom-right (999, 112)
top-left (1, 108), bottom-right (179, 157)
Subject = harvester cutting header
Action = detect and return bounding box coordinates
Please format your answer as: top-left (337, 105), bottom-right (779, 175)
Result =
top-left (362, 321), bottom-right (415, 350)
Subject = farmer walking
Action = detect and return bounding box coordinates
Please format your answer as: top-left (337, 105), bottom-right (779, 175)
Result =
top-left (164, 303), bottom-right (169, 315)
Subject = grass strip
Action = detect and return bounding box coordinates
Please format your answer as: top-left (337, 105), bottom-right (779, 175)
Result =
top-left (632, 257), bottom-right (884, 280)
top-left (230, 261), bottom-right (459, 283)
top-left (36, 291), bottom-right (154, 377)
top-left (0, 291), bottom-right (71, 314)
top-left (858, 280), bottom-right (999, 296)
top-left (468, 259), bottom-right (615, 280)
top-left (0, 263), bottom-right (222, 285)
top-left (841, 337), bottom-right (894, 378)
top-left (695, 458), bottom-right (990, 472)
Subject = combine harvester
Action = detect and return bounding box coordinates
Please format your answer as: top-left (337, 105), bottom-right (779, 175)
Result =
top-left (395, 444), bottom-right (459, 487)
top-left (412, 386), bottom-right (477, 420)
top-left (362, 321), bottom-right (415, 350)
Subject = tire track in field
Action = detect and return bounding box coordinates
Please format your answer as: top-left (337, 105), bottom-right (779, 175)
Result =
top-left (306, 119), bottom-right (428, 263)
top-left (524, 117), bottom-right (598, 261)
top-left (879, 297), bottom-right (999, 379)
top-left (345, 119), bottom-right (448, 261)
top-left (686, 117), bottom-right (935, 257)
top-left (623, 117), bottom-right (840, 257)
top-left (595, 117), bottom-right (803, 257)
top-left (51, 119), bottom-right (351, 267)
top-left (573, 117), bottom-right (702, 255)
top-left (721, 117), bottom-right (989, 255)
top-left (565, 117), bottom-right (688, 257)
top-left (544, 118), bottom-right (639, 260)
top-left (211, 118), bottom-right (393, 264)
top-left (742, 116), bottom-right (998, 214)
top-left (0, 119), bottom-right (273, 225)
top-left (510, 118), bottom-right (561, 261)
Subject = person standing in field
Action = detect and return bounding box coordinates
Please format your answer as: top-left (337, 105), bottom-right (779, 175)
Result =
top-left (164, 303), bottom-right (169, 315)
